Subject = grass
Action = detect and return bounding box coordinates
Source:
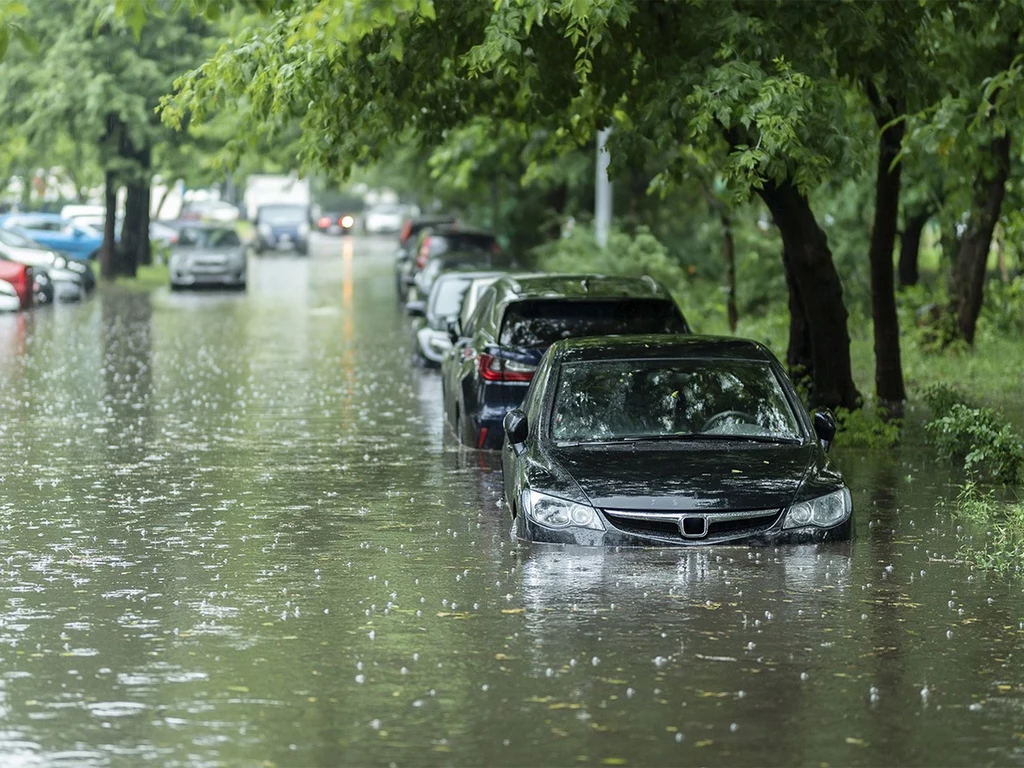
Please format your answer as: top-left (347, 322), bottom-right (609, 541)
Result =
top-left (106, 263), bottom-right (170, 292)
top-left (954, 482), bottom-right (1024, 576)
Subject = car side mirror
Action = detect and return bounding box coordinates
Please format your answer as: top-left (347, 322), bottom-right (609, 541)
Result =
top-left (813, 408), bottom-right (837, 451)
top-left (405, 300), bottom-right (426, 318)
top-left (504, 409), bottom-right (529, 447)
top-left (447, 320), bottom-right (461, 345)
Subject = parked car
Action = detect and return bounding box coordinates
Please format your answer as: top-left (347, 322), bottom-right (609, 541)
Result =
top-left (314, 211), bottom-right (356, 235)
top-left (410, 249), bottom-right (519, 301)
top-left (60, 204), bottom-right (105, 221)
top-left (169, 225), bottom-right (247, 291)
top-left (441, 274), bottom-right (691, 449)
top-left (407, 271), bottom-right (503, 366)
top-left (0, 213), bottom-right (103, 262)
top-left (0, 246), bottom-right (82, 303)
top-left (253, 204), bottom-right (310, 254)
top-left (0, 229), bottom-right (95, 292)
top-left (400, 226), bottom-right (500, 300)
top-left (0, 257), bottom-right (33, 309)
top-left (394, 214), bottom-right (457, 300)
top-left (364, 204), bottom-right (406, 234)
top-left (0, 278), bottom-right (19, 312)
top-left (501, 335), bottom-right (851, 546)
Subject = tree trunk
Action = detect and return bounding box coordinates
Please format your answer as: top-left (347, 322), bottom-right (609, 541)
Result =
top-left (758, 180), bottom-right (860, 410)
top-left (949, 130), bottom-right (1011, 345)
top-left (119, 184), bottom-right (145, 278)
top-left (865, 86), bottom-right (907, 406)
top-left (898, 210), bottom-right (930, 288)
top-left (100, 170), bottom-right (118, 281)
top-left (782, 246), bottom-right (813, 387)
top-left (722, 209), bottom-right (737, 333)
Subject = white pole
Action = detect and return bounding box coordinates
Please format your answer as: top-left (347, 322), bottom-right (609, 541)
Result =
top-left (595, 127), bottom-right (612, 248)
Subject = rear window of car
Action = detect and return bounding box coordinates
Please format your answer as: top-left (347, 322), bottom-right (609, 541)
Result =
top-left (431, 277), bottom-right (473, 317)
top-left (499, 298), bottom-right (687, 348)
top-left (428, 233), bottom-right (497, 256)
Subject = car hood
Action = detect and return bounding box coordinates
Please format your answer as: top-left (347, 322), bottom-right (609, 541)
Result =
top-left (549, 442), bottom-right (823, 512)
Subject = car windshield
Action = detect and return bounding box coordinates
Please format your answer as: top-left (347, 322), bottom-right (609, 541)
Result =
top-left (431, 277), bottom-right (473, 317)
top-left (551, 358), bottom-right (803, 444)
top-left (500, 298), bottom-right (686, 348)
top-left (177, 228), bottom-right (241, 248)
top-left (260, 206), bottom-right (306, 225)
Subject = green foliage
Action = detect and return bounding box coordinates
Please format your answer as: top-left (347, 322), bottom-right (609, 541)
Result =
top-left (979, 276), bottom-right (1024, 336)
top-left (926, 403), bottom-right (1024, 485)
top-left (834, 407), bottom-right (901, 449)
top-left (921, 383), bottom-right (972, 420)
top-left (953, 481), bottom-right (1024, 576)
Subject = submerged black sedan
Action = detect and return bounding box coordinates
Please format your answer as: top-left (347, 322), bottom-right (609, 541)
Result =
top-left (501, 335), bottom-right (852, 546)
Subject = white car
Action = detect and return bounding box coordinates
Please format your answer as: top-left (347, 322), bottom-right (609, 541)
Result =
top-left (363, 204), bottom-right (406, 234)
top-left (60, 204), bottom-right (105, 221)
top-left (0, 279), bottom-right (20, 312)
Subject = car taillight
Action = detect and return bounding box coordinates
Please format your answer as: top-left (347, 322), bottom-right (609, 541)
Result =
top-left (318, 216), bottom-right (331, 228)
top-left (478, 353), bottom-right (535, 382)
top-left (415, 238), bottom-right (431, 269)
top-left (400, 219), bottom-right (412, 243)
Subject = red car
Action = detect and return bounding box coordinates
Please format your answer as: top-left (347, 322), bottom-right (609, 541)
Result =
top-left (0, 258), bottom-right (33, 309)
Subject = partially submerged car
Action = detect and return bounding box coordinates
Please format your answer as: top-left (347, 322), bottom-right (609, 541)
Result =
top-left (169, 225), bottom-right (247, 291)
top-left (501, 335), bottom-right (851, 547)
top-left (406, 271), bottom-right (502, 366)
top-left (442, 273), bottom-right (690, 449)
top-left (0, 229), bottom-right (93, 293)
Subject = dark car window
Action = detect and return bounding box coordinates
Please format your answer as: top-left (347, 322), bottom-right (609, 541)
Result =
top-left (499, 298), bottom-right (686, 348)
top-left (428, 233), bottom-right (497, 256)
top-left (259, 205), bottom-right (307, 225)
top-left (178, 228), bottom-right (241, 248)
top-left (433, 252), bottom-right (515, 273)
top-left (551, 359), bottom-right (802, 443)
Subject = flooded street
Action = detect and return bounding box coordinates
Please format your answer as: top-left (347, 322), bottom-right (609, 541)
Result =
top-left (1, 235), bottom-right (1022, 767)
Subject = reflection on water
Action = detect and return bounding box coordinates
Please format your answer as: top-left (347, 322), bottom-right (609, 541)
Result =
top-left (0, 235), bottom-right (1022, 766)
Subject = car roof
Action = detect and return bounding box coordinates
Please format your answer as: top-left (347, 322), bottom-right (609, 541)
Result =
top-left (547, 334), bottom-right (777, 364)
top-left (492, 273), bottom-right (671, 301)
top-left (432, 270), bottom-right (504, 285)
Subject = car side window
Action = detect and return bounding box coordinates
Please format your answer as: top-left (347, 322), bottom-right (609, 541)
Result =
top-left (463, 288), bottom-right (494, 337)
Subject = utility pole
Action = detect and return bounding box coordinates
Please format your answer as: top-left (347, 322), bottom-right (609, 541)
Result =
top-left (595, 127), bottom-right (612, 248)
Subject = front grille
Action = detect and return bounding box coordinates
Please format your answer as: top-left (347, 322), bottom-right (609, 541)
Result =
top-left (602, 508), bottom-right (783, 543)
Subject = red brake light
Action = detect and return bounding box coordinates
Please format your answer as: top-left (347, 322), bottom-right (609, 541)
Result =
top-left (318, 216), bottom-right (331, 228)
top-left (478, 353), bottom-right (535, 382)
top-left (415, 238), bottom-right (431, 269)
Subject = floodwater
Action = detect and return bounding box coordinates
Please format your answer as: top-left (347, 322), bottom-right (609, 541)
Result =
top-left (0, 235), bottom-right (1022, 767)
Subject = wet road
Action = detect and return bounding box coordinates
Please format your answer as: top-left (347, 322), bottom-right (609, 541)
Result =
top-left (0, 235), bottom-right (1022, 767)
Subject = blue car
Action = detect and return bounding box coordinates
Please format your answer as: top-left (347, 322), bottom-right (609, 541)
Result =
top-left (0, 213), bottom-right (103, 262)
top-left (440, 273), bottom-right (692, 449)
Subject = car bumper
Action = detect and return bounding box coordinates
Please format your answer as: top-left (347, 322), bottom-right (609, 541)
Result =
top-left (52, 279), bottom-right (84, 301)
top-left (517, 516), bottom-right (853, 547)
top-left (258, 236), bottom-right (308, 252)
top-left (172, 268), bottom-right (246, 287)
top-left (0, 295), bottom-right (20, 312)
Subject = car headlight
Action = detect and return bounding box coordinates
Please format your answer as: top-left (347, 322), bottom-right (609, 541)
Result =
top-left (523, 490), bottom-right (604, 530)
top-left (783, 488), bottom-right (851, 529)
top-left (51, 255), bottom-right (68, 269)
top-left (257, 223), bottom-right (272, 237)
top-left (341, 215), bottom-right (355, 229)
top-left (66, 259), bottom-right (86, 274)
top-left (298, 222), bottom-right (310, 236)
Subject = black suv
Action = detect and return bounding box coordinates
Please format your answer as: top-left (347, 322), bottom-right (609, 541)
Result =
top-left (440, 273), bottom-right (691, 449)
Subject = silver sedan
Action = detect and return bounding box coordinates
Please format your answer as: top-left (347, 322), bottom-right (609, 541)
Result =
top-left (169, 225), bottom-right (247, 290)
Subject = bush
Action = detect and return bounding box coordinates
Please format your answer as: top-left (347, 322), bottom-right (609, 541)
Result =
top-left (926, 403), bottom-right (1024, 484)
top-left (921, 383), bottom-right (972, 419)
top-left (834, 407), bottom-right (902, 448)
top-left (979, 276), bottom-right (1024, 337)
